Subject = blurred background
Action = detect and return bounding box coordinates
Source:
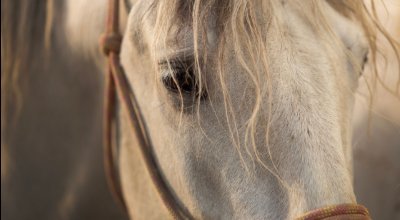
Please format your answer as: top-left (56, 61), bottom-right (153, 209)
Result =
top-left (352, 0), bottom-right (400, 219)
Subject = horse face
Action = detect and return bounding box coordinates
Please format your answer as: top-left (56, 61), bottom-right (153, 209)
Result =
top-left (119, 1), bottom-right (369, 218)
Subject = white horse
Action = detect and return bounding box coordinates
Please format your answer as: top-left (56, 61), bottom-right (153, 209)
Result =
top-left (2, 0), bottom-right (399, 219)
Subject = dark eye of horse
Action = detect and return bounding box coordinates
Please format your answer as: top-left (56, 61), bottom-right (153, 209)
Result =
top-left (160, 60), bottom-right (206, 99)
top-left (162, 64), bottom-right (195, 93)
top-left (361, 51), bottom-right (369, 73)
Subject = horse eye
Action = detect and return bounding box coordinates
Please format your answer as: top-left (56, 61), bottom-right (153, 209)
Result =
top-left (162, 64), bottom-right (196, 94)
top-left (361, 51), bottom-right (369, 73)
top-left (160, 60), bottom-right (208, 100)
top-left (161, 61), bottom-right (205, 96)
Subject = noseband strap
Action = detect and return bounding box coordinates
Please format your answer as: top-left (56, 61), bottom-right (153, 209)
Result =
top-left (100, 0), bottom-right (192, 219)
top-left (296, 204), bottom-right (371, 220)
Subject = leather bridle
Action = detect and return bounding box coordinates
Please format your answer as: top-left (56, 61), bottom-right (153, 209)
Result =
top-left (99, 0), bottom-right (371, 219)
top-left (99, 0), bottom-right (192, 219)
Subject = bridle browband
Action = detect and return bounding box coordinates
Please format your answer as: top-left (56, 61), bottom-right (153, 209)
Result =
top-left (99, 0), bottom-right (371, 219)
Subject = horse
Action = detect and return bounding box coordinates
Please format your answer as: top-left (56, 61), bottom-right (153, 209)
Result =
top-left (1, 0), bottom-right (399, 219)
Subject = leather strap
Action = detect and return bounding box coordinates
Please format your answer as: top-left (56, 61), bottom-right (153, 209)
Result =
top-left (296, 204), bottom-right (371, 220)
top-left (100, 0), bottom-right (192, 219)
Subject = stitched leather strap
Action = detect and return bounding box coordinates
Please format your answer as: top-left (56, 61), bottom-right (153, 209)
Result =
top-left (296, 204), bottom-right (371, 220)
